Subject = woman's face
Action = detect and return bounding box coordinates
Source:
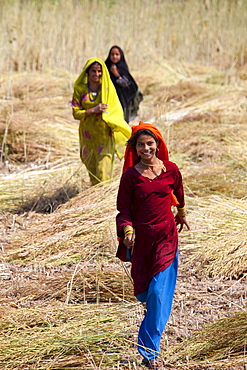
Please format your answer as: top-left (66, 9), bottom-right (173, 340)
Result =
top-left (110, 48), bottom-right (121, 64)
top-left (136, 134), bottom-right (158, 161)
top-left (88, 63), bottom-right (102, 83)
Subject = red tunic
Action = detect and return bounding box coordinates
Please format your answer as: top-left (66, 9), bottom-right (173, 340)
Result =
top-left (116, 160), bottom-right (185, 296)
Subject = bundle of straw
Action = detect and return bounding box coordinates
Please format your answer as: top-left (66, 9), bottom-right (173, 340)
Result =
top-left (0, 302), bottom-right (141, 369)
top-left (183, 195), bottom-right (247, 279)
top-left (166, 309), bottom-right (247, 365)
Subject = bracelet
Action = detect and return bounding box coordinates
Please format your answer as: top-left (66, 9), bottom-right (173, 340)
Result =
top-left (123, 225), bottom-right (133, 233)
top-left (123, 225), bottom-right (134, 237)
top-left (177, 207), bottom-right (187, 217)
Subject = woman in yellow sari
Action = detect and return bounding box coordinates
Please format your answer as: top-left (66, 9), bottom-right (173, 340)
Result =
top-left (72, 57), bottom-right (131, 185)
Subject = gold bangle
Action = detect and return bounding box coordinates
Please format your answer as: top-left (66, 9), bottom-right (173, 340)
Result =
top-left (123, 225), bottom-right (133, 233)
top-left (125, 231), bottom-right (133, 236)
top-left (177, 207), bottom-right (187, 217)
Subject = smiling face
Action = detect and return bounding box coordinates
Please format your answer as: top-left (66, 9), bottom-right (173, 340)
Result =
top-left (88, 63), bottom-right (102, 83)
top-left (136, 134), bottom-right (158, 163)
top-left (110, 47), bottom-right (121, 64)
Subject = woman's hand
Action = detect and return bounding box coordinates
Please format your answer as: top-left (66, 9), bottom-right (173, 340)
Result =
top-left (94, 103), bottom-right (108, 113)
top-left (123, 232), bottom-right (135, 254)
top-left (175, 214), bottom-right (190, 232)
top-left (110, 64), bottom-right (120, 77)
top-left (86, 103), bottom-right (108, 115)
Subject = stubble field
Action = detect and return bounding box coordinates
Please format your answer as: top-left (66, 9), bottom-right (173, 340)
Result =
top-left (0, 1), bottom-right (247, 369)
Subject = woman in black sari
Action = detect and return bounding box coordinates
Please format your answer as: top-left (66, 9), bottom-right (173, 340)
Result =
top-left (105, 46), bottom-right (143, 123)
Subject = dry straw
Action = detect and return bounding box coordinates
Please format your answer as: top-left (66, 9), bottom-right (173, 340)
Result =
top-left (0, 262), bottom-right (135, 307)
top-left (1, 0), bottom-right (247, 73)
top-left (0, 72), bottom-right (78, 167)
top-left (165, 309), bottom-right (247, 368)
top-left (1, 176), bottom-right (121, 262)
top-left (1, 8), bottom-right (247, 367)
top-left (0, 302), bottom-right (142, 369)
top-left (183, 195), bottom-right (247, 279)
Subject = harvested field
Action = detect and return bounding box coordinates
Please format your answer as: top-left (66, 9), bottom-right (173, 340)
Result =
top-left (1, 63), bottom-right (246, 369)
top-left (1, 1), bottom-right (247, 369)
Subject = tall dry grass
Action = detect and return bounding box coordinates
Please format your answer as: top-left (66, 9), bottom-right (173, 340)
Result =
top-left (1, 0), bottom-right (247, 74)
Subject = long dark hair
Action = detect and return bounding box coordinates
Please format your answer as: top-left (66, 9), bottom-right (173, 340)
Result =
top-left (127, 129), bottom-right (159, 148)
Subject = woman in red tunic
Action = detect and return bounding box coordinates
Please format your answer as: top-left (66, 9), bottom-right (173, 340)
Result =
top-left (116, 122), bottom-right (190, 369)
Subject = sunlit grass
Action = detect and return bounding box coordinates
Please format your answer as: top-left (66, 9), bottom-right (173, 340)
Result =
top-left (1, 1), bottom-right (247, 369)
top-left (1, 0), bottom-right (247, 74)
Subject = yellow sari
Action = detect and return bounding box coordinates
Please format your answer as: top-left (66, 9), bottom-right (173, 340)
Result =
top-left (72, 58), bottom-right (131, 185)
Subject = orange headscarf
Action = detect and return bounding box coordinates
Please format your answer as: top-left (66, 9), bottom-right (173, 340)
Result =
top-left (123, 121), bottom-right (169, 172)
top-left (122, 121), bottom-right (179, 206)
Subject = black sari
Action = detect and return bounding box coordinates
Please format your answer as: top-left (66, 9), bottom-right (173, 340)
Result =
top-left (105, 46), bottom-right (143, 123)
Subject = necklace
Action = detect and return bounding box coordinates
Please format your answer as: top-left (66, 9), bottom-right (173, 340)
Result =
top-left (87, 83), bottom-right (101, 102)
top-left (141, 159), bottom-right (166, 172)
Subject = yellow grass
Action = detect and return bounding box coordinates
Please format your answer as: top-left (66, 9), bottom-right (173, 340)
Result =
top-left (0, 72), bottom-right (77, 164)
top-left (0, 1), bottom-right (247, 369)
top-left (1, 0), bottom-right (247, 74)
top-left (166, 309), bottom-right (247, 365)
top-left (0, 62), bottom-right (247, 368)
top-left (0, 302), bottom-right (142, 369)
top-left (181, 195), bottom-right (247, 278)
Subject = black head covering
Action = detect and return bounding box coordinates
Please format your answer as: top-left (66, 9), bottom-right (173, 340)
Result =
top-left (105, 46), bottom-right (143, 122)
top-left (105, 45), bottom-right (130, 76)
